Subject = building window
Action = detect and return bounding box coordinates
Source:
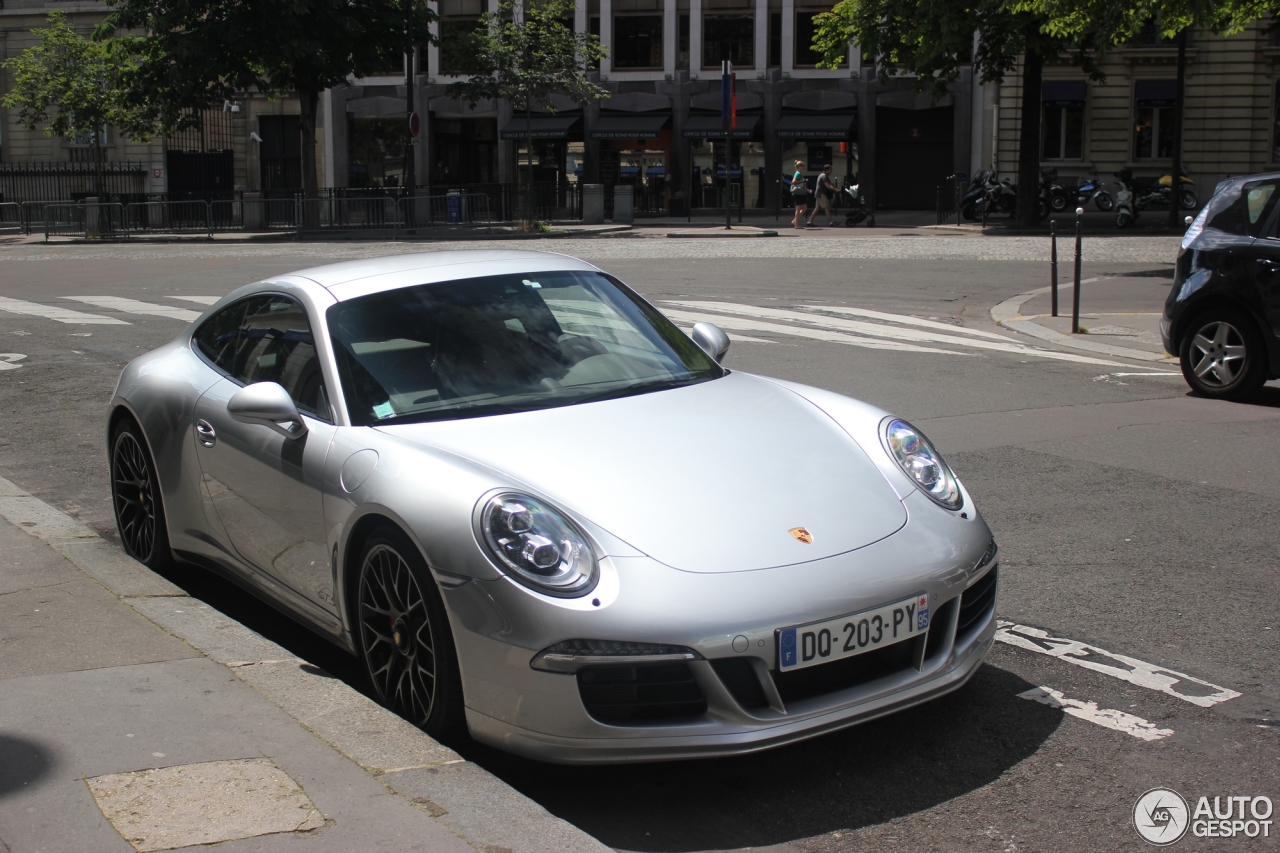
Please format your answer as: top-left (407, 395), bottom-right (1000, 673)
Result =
top-left (678, 14), bottom-right (690, 69)
top-left (1134, 80), bottom-right (1177, 160)
top-left (1272, 79), bottom-right (1280, 162)
top-left (794, 10), bottom-right (843, 67)
top-left (703, 13), bottom-right (754, 68)
top-left (1042, 81), bottom-right (1085, 160)
top-left (440, 18), bottom-right (484, 75)
top-left (768, 11), bottom-right (781, 67)
top-left (613, 15), bottom-right (664, 68)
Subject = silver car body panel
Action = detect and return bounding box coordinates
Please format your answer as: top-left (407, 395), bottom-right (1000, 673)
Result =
top-left (109, 250), bottom-right (998, 762)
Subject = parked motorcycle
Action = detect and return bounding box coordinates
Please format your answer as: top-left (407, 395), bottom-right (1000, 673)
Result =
top-left (1131, 171), bottom-right (1198, 212)
top-left (1114, 168), bottom-right (1138, 227)
top-left (960, 171), bottom-right (992, 221)
top-left (1159, 172), bottom-right (1198, 210)
top-left (839, 180), bottom-right (874, 227)
top-left (1075, 172), bottom-right (1114, 212)
top-left (1044, 169), bottom-right (1073, 214)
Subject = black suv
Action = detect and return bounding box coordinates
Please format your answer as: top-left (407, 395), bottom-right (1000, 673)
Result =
top-left (1163, 172), bottom-right (1280, 400)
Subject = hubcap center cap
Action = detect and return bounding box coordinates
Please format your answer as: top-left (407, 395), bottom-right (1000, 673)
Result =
top-left (390, 617), bottom-right (412, 655)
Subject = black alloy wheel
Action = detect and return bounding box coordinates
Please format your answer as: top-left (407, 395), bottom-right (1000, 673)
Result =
top-left (110, 420), bottom-right (172, 570)
top-left (1179, 308), bottom-right (1268, 401)
top-left (356, 527), bottom-right (465, 737)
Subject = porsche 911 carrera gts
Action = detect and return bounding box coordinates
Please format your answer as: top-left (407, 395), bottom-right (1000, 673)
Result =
top-left (108, 249), bottom-right (998, 763)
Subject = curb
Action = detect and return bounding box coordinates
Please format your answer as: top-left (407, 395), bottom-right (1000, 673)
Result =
top-left (667, 227), bottom-right (778, 238)
top-left (0, 475), bottom-right (610, 853)
top-left (991, 280), bottom-right (1176, 365)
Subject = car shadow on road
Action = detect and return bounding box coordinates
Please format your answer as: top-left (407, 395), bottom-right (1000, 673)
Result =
top-left (459, 664), bottom-right (1063, 852)
top-left (0, 734), bottom-right (55, 798)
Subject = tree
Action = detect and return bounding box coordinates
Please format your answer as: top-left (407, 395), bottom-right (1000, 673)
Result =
top-left (448, 0), bottom-right (607, 228)
top-left (813, 0), bottom-right (1074, 226)
top-left (102, 0), bottom-right (435, 200)
top-left (1, 11), bottom-right (156, 197)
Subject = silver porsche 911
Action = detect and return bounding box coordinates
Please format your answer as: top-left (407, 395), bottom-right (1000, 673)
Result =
top-left (107, 249), bottom-right (998, 763)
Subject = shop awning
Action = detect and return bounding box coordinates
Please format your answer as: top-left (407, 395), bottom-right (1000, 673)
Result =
top-left (1042, 80), bottom-right (1087, 107)
top-left (499, 115), bottom-right (580, 139)
top-left (682, 115), bottom-right (760, 139)
top-left (589, 115), bottom-right (669, 139)
top-left (1135, 79), bottom-right (1177, 108)
top-left (775, 114), bottom-right (856, 139)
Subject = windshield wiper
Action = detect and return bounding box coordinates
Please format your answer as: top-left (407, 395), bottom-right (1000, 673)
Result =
top-left (567, 377), bottom-right (705, 406)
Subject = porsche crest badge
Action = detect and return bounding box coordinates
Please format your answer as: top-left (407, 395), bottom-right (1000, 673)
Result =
top-left (789, 527), bottom-right (813, 544)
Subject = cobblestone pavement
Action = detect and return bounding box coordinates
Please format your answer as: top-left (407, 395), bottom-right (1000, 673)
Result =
top-left (0, 233), bottom-right (1181, 264)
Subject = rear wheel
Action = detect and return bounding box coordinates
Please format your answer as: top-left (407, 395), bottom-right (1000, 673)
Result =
top-left (355, 525), bottom-right (466, 737)
top-left (1094, 191), bottom-right (1114, 212)
top-left (1179, 309), bottom-right (1268, 401)
top-left (110, 419), bottom-right (172, 570)
top-left (1180, 190), bottom-right (1198, 211)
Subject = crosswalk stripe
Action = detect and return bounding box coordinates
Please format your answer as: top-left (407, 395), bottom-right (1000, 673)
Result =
top-left (63, 297), bottom-right (202, 323)
top-left (166, 295), bottom-right (221, 306)
top-left (666, 300), bottom-right (1127, 367)
top-left (0, 296), bottom-right (130, 325)
top-left (798, 305), bottom-right (1023, 342)
top-left (664, 308), bottom-right (971, 356)
top-left (678, 326), bottom-right (778, 344)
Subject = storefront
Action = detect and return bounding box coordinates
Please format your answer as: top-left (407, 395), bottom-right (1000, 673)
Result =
top-left (776, 112), bottom-right (857, 202)
top-left (589, 114), bottom-right (671, 215)
top-left (683, 115), bottom-right (762, 210)
top-left (432, 115), bottom-right (499, 185)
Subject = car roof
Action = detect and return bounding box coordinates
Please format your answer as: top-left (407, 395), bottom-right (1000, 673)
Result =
top-left (286, 249), bottom-right (601, 300)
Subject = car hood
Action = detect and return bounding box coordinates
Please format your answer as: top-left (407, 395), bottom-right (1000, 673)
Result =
top-left (377, 372), bottom-right (908, 573)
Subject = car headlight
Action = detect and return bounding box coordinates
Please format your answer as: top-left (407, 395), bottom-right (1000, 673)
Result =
top-left (480, 493), bottom-right (598, 596)
top-left (882, 418), bottom-right (963, 510)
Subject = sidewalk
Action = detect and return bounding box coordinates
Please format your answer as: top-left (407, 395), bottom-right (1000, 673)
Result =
top-left (0, 476), bottom-right (608, 853)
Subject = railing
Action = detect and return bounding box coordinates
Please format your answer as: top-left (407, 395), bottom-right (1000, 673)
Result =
top-left (124, 201), bottom-right (213, 236)
top-left (396, 193), bottom-right (494, 231)
top-left (44, 202), bottom-right (127, 239)
top-left (0, 203), bottom-right (21, 234)
top-left (0, 163), bottom-right (148, 204)
top-left (936, 174), bottom-right (964, 226)
top-left (209, 198), bottom-right (300, 231)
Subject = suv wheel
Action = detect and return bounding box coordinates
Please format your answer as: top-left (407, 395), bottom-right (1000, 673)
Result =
top-left (1179, 309), bottom-right (1268, 401)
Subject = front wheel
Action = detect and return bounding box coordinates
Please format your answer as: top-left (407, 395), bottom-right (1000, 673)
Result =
top-left (1179, 310), bottom-right (1268, 401)
top-left (110, 419), bottom-right (172, 570)
top-left (1116, 210), bottom-right (1132, 228)
top-left (1180, 190), bottom-right (1198, 211)
top-left (355, 525), bottom-right (466, 737)
top-left (1049, 193), bottom-right (1068, 213)
top-left (1094, 192), bottom-right (1114, 212)
top-left (961, 202), bottom-right (978, 221)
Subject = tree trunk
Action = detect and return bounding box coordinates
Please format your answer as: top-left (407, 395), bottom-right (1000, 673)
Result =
top-left (403, 0), bottom-right (417, 198)
top-left (299, 89), bottom-right (321, 200)
top-left (525, 100), bottom-right (536, 228)
top-left (92, 137), bottom-right (104, 200)
top-left (1014, 46), bottom-right (1044, 229)
top-left (1168, 27), bottom-right (1188, 228)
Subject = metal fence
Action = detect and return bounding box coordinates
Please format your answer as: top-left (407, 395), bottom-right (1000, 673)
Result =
top-left (297, 197), bottom-right (399, 232)
top-left (0, 163), bottom-right (148, 204)
top-left (396, 193), bottom-right (493, 231)
top-left (124, 201), bottom-right (213, 236)
top-left (44, 202), bottom-right (127, 239)
top-left (0, 203), bottom-right (21, 234)
top-left (936, 174), bottom-right (965, 226)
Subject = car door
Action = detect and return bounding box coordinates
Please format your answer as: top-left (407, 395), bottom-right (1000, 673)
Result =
top-left (191, 294), bottom-right (338, 613)
top-left (1242, 180), bottom-right (1280, 341)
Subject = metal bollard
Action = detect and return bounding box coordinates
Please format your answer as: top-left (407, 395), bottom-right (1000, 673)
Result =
top-left (1050, 220), bottom-right (1059, 317)
top-left (1071, 207), bottom-right (1083, 334)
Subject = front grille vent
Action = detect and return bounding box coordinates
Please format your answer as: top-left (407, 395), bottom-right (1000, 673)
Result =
top-left (957, 566), bottom-right (998, 637)
top-left (577, 662), bottom-right (707, 724)
top-left (771, 639), bottom-right (914, 704)
top-left (923, 597), bottom-right (957, 662)
top-left (710, 658), bottom-right (770, 709)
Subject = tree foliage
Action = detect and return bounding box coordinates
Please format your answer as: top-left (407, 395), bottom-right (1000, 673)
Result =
top-left (448, 0), bottom-right (607, 225)
top-left (102, 0), bottom-right (435, 198)
top-left (2, 11), bottom-right (155, 193)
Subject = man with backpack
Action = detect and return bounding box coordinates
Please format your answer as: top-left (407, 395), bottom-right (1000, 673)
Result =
top-left (808, 164), bottom-right (837, 227)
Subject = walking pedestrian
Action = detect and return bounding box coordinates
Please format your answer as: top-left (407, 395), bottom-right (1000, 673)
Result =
top-left (808, 164), bottom-right (837, 227)
top-left (790, 160), bottom-right (809, 228)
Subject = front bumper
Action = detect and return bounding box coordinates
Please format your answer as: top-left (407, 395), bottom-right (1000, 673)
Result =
top-left (443, 490), bottom-right (998, 764)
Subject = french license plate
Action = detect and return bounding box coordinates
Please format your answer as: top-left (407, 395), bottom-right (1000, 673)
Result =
top-left (778, 593), bottom-right (929, 672)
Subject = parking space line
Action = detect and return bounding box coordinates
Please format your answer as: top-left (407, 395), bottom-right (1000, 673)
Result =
top-left (663, 308), bottom-right (970, 356)
top-left (0, 296), bottom-right (130, 325)
top-left (63, 297), bottom-right (202, 323)
top-left (165, 295), bottom-right (221, 306)
top-left (997, 621), bottom-right (1241, 707)
top-left (1018, 686), bottom-right (1175, 741)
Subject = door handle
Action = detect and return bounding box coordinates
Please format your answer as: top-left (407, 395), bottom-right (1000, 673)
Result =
top-left (196, 419), bottom-right (217, 448)
top-left (1255, 257), bottom-right (1280, 270)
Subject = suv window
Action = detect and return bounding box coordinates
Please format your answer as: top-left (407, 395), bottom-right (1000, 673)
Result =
top-left (1201, 180), bottom-right (1280, 238)
top-left (193, 295), bottom-right (328, 418)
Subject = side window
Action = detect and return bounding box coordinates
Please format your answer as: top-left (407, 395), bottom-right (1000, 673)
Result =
top-left (193, 300), bottom-right (250, 373)
top-left (1203, 181), bottom-right (1280, 239)
top-left (195, 295), bottom-right (328, 419)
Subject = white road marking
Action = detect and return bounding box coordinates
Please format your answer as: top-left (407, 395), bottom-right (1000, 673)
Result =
top-left (666, 300), bottom-right (1127, 367)
top-left (798, 305), bottom-right (1023, 342)
top-left (663, 308), bottom-right (971, 356)
top-left (997, 622), bottom-right (1241, 708)
top-left (63, 297), bottom-right (202, 323)
top-left (166, 295), bottom-right (221, 306)
top-left (1018, 686), bottom-right (1175, 741)
top-left (0, 354), bottom-right (26, 371)
top-left (1110, 372), bottom-right (1182, 377)
top-left (0, 296), bottom-right (129, 325)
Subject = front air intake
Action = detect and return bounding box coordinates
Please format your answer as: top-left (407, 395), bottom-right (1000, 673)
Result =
top-left (577, 662), bottom-right (707, 724)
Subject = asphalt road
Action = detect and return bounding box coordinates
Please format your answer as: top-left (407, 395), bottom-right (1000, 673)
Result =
top-left (0, 234), bottom-right (1276, 852)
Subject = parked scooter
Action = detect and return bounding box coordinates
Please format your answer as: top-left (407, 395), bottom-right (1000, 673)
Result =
top-left (1075, 172), bottom-right (1114, 212)
top-left (1114, 168), bottom-right (1138, 227)
top-left (839, 179), bottom-right (874, 227)
top-left (960, 171), bottom-right (992, 221)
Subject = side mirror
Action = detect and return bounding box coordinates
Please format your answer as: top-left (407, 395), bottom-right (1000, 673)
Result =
top-left (691, 322), bottom-right (730, 364)
top-left (228, 382), bottom-right (308, 439)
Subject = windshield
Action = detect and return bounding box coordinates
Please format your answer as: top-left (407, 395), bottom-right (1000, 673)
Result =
top-left (328, 270), bottom-right (724, 425)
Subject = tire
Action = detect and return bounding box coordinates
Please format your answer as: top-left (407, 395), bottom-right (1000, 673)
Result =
top-left (1094, 192), bottom-right (1114, 212)
top-left (110, 418), bottom-right (173, 571)
top-left (1037, 198), bottom-right (1050, 221)
top-left (961, 202), bottom-right (978, 221)
top-left (1116, 210), bottom-right (1132, 228)
top-left (1179, 308), bottom-right (1268, 401)
top-left (865, 215), bottom-right (875, 227)
top-left (1180, 190), bottom-right (1198, 211)
top-left (355, 525), bottom-right (466, 738)
top-left (1050, 193), bottom-right (1068, 213)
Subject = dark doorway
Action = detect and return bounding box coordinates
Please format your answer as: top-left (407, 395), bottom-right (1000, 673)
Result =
top-left (431, 117), bottom-right (498, 185)
top-left (875, 105), bottom-right (954, 209)
top-left (166, 152), bottom-right (234, 201)
top-left (259, 115), bottom-right (303, 193)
